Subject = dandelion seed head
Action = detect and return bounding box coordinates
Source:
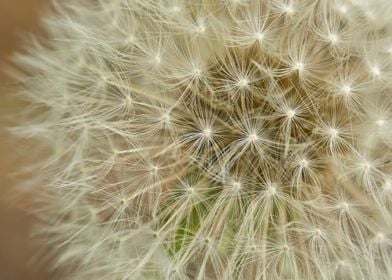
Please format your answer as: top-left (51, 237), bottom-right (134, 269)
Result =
top-left (339, 201), bottom-right (350, 212)
top-left (339, 259), bottom-right (348, 267)
top-left (384, 179), bottom-right (392, 190)
top-left (286, 109), bottom-right (296, 119)
top-left (376, 232), bottom-right (385, 242)
top-left (124, 95), bottom-right (133, 105)
top-left (196, 23), bottom-right (206, 34)
top-left (293, 61), bottom-right (305, 72)
top-left (161, 112), bottom-right (171, 123)
top-left (247, 131), bottom-right (259, 142)
top-left (150, 165), bottom-right (159, 174)
top-left (12, 0), bottom-right (392, 279)
top-left (299, 158), bottom-right (309, 168)
top-left (341, 84), bottom-right (352, 95)
top-left (313, 228), bottom-right (323, 237)
top-left (371, 66), bottom-right (381, 76)
top-left (232, 181), bottom-right (242, 191)
top-left (120, 198), bottom-right (127, 205)
top-left (193, 68), bottom-right (202, 77)
top-left (170, 5), bottom-right (181, 13)
top-left (154, 55), bottom-right (161, 65)
top-left (266, 184), bottom-right (277, 196)
top-left (376, 119), bottom-right (385, 126)
top-left (186, 186), bottom-right (195, 196)
top-left (360, 160), bottom-right (373, 171)
top-left (126, 34), bottom-right (135, 43)
top-left (282, 5), bottom-right (295, 15)
top-left (338, 5), bottom-right (348, 14)
top-left (328, 33), bottom-right (339, 45)
top-left (202, 127), bottom-right (212, 139)
top-left (282, 243), bottom-right (290, 252)
top-left (237, 78), bottom-right (249, 88)
top-left (254, 32), bottom-right (264, 42)
top-left (328, 128), bottom-right (339, 138)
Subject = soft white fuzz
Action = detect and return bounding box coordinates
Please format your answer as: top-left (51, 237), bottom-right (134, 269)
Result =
top-left (11, 0), bottom-right (392, 279)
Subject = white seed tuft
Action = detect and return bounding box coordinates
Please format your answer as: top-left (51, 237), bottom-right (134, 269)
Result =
top-left (10, 0), bottom-right (392, 279)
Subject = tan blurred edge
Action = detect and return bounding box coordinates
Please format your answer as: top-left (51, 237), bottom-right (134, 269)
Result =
top-left (0, 1), bottom-right (55, 279)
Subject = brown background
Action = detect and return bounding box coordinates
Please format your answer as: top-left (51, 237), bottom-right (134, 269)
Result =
top-left (0, 0), bottom-right (52, 279)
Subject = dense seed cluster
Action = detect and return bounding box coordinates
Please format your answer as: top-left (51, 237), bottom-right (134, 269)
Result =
top-left (12, 0), bottom-right (392, 279)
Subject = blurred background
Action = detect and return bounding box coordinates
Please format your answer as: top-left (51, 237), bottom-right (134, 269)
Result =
top-left (0, 0), bottom-right (53, 279)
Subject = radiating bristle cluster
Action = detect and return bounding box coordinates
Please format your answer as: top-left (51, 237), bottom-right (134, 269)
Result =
top-left (11, 0), bottom-right (392, 279)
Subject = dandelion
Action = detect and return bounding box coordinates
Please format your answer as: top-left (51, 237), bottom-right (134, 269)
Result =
top-left (9, 0), bottom-right (392, 279)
